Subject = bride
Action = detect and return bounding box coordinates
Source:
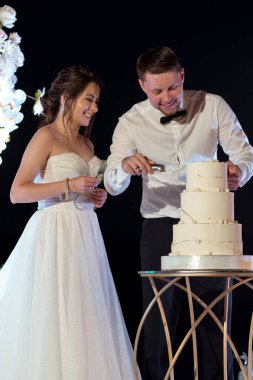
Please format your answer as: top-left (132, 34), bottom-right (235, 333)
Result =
top-left (0, 65), bottom-right (140, 380)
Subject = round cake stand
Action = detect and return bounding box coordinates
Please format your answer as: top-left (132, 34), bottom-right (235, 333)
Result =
top-left (134, 256), bottom-right (253, 380)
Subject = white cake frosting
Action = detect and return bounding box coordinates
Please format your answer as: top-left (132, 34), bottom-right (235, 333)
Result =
top-left (171, 224), bottom-right (242, 255)
top-left (186, 160), bottom-right (228, 191)
top-left (169, 161), bottom-right (243, 257)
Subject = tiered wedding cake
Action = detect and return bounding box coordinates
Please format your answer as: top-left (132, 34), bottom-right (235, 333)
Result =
top-left (161, 160), bottom-right (253, 270)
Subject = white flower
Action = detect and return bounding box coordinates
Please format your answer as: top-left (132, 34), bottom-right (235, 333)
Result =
top-left (14, 89), bottom-right (26, 104)
top-left (0, 29), bottom-right (7, 44)
top-left (0, 5), bottom-right (17, 29)
top-left (8, 32), bottom-right (21, 45)
top-left (33, 88), bottom-right (45, 115)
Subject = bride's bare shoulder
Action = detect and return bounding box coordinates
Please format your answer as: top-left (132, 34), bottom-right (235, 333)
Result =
top-left (25, 126), bottom-right (56, 153)
top-left (32, 124), bottom-right (58, 140)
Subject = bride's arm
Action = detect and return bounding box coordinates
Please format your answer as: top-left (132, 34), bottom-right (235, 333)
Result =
top-left (10, 128), bottom-right (65, 204)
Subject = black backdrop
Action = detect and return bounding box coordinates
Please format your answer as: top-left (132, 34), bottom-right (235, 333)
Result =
top-left (1, 0), bottom-right (253, 366)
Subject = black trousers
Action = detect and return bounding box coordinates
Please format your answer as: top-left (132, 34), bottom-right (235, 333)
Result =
top-left (140, 217), bottom-right (234, 380)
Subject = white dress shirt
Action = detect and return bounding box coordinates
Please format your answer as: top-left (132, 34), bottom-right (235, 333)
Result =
top-left (104, 90), bottom-right (253, 219)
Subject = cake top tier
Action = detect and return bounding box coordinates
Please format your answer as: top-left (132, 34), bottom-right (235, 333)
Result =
top-left (186, 161), bottom-right (228, 192)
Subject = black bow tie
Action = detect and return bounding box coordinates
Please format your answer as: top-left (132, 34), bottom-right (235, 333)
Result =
top-left (160, 109), bottom-right (187, 124)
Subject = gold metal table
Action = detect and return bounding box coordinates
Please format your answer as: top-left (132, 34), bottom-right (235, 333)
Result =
top-left (134, 269), bottom-right (253, 380)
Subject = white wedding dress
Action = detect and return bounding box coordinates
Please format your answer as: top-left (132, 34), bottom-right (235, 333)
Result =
top-left (0, 152), bottom-right (139, 380)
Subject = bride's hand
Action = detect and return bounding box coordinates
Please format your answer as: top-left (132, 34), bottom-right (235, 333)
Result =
top-left (68, 176), bottom-right (98, 193)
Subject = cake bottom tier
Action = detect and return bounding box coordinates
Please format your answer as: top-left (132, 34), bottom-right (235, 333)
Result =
top-left (171, 223), bottom-right (242, 256)
top-left (161, 255), bottom-right (253, 271)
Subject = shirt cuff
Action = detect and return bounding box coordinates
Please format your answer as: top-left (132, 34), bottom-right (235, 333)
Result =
top-left (104, 163), bottom-right (131, 195)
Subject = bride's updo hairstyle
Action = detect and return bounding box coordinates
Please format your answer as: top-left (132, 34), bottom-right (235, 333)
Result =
top-left (37, 66), bottom-right (103, 136)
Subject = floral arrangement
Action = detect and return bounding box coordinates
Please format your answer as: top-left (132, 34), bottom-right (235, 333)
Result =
top-left (0, 5), bottom-right (27, 164)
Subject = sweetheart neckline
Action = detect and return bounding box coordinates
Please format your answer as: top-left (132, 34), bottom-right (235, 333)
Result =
top-left (47, 152), bottom-right (95, 163)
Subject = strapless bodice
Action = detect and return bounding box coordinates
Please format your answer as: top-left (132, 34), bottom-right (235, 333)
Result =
top-left (35, 153), bottom-right (106, 210)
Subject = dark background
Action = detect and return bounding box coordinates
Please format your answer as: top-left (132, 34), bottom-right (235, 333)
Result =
top-left (1, 0), bottom-right (253, 374)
